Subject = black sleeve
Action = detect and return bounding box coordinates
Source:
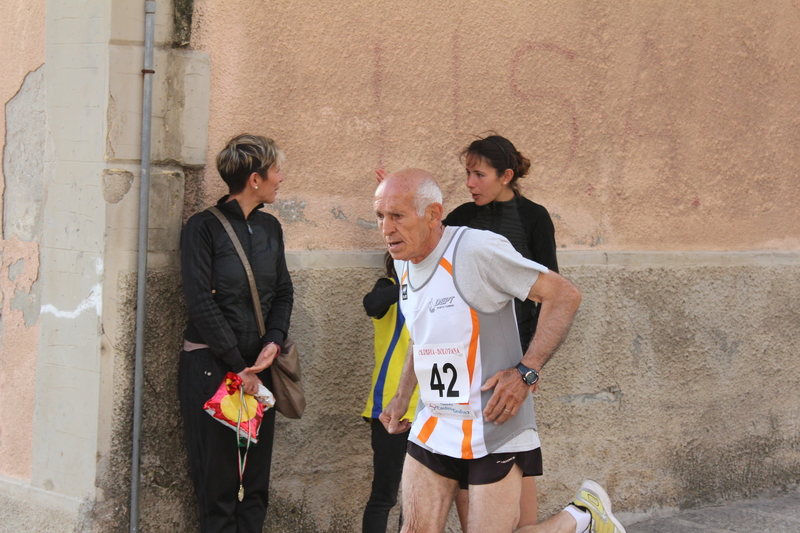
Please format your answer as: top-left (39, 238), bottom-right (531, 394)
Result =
top-left (363, 278), bottom-right (399, 319)
top-left (180, 213), bottom-right (247, 372)
top-left (519, 200), bottom-right (559, 273)
top-left (442, 202), bottom-right (477, 227)
top-left (262, 223), bottom-right (294, 349)
top-left (529, 213), bottom-right (559, 273)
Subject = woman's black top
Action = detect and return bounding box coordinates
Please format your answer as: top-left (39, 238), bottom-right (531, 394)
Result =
top-left (181, 197), bottom-right (294, 373)
top-left (442, 194), bottom-right (558, 350)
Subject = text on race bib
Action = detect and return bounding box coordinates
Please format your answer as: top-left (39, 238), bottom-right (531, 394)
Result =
top-left (415, 343), bottom-right (471, 405)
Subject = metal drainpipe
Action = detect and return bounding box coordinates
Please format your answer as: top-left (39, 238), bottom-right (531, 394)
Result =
top-left (130, 1), bottom-right (156, 531)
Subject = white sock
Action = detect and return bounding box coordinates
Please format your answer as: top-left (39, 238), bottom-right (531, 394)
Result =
top-left (563, 504), bottom-right (592, 533)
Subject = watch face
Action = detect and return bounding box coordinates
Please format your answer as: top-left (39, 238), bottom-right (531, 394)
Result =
top-left (517, 363), bottom-right (539, 385)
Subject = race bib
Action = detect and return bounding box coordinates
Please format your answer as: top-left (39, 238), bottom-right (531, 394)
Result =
top-left (415, 343), bottom-right (471, 405)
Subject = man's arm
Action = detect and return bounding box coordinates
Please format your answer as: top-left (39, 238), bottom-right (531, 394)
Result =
top-left (519, 270), bottom-right (581, 370)
top-left (481, 270), bottom-right (581, 424)
top-left (379, 342), bottom-right (418, 434)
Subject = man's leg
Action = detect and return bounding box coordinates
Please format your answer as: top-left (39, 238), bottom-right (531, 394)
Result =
top-left (515, 511), bottom-right (577, 533)
top-left (465, 464), bottom-right (522, 533)
top-left (467, 464), bottom-right (578, 533)
top-left (456, 472), bottom-right (538, 530)
top-left (517, 476), bottom-right (539, 527)
top-left (454, 489), bottom-right (469, 531)
top-left (400, 454), bottom-right (459, 533)
top-left (516, 479), bottom-right (627, 533)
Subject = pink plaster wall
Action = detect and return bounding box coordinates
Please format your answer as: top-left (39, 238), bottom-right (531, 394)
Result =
top-left (0, 0), bottom-right (46, 480)
top-left (191, 0), bottom-right (800, 252)
top-left (0, 240), bottom-right (40, 480)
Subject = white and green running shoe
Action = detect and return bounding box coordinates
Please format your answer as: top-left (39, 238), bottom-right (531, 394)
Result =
top-left (572, 479), bottom-right (627, 533)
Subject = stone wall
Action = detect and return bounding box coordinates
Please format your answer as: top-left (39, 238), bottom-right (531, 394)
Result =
top-left (89, 253), bottom-right (799, 532)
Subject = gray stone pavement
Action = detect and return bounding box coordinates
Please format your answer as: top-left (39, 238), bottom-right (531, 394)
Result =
top-left (625, 487), bottom-right (800, 533)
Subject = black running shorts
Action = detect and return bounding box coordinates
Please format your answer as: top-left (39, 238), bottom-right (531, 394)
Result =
top-left (407, 441), bottom-right (543, 490)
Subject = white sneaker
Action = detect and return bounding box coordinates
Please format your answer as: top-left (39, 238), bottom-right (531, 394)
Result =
top-left (572, 479), bottom-right (626, 533)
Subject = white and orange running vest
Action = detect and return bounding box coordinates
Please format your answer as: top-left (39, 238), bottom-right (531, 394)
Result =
top-left (402, 227), bottom-right (537, 459)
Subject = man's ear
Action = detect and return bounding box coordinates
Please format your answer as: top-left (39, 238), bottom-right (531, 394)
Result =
top-left (427, 202), bottom-right (444, 226)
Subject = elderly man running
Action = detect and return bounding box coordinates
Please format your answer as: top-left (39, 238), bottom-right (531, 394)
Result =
top-left (375, 169), bottom-right (625, 533)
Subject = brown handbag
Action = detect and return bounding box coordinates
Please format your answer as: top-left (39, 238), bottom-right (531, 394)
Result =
top-left (269, 336), bottom-right (306, 418)
top-left (207, 207), bottom-right (306, 419)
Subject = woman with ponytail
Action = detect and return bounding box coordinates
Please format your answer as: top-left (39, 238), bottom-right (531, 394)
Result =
top-left (443, 134), bottom-right (559, 529)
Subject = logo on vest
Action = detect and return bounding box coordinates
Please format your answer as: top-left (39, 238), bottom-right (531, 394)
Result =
top-left (401, 284), bottom-right (408, 300)
top-left (427, 296), bottom-right (455, 313)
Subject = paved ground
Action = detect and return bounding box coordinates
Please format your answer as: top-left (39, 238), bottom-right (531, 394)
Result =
top-left (625, 487), bottom-right (800, 533)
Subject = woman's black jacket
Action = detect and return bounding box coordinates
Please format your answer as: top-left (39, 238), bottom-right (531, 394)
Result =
top-left (181, 197), bottom-right (294, 374)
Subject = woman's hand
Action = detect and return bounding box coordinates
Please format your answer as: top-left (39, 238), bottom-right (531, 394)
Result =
top-left (237, 369), bottom-right (263, 395)
top-left (251, 342), bottom-right (280, 373)
top-left (236, 343), bottom-right (279, 395)
top-left (375, 168), bottom-right (388, 183)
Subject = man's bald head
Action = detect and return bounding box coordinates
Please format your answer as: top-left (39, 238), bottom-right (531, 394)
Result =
top-left (373, 168), bottom-right (444, 263)
top-left (376, 168), bottom-right (443, 216)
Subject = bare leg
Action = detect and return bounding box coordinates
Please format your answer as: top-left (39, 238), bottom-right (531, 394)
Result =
top-left (454, 476), bottom-right (538, 531)
top-left (465, 465), bottom-right (522, 533)
top-left (465, 472), bottom-right (581, 533)
top-left (400, 454), bottom-right (459, 533)
top-left (517, 477), bottom-right (539, 527)
top-left (455, 489), bottom-right (469, 532)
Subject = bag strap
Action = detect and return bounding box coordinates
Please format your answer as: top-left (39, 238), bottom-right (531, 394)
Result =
top-left (207, 206), bottom-right (266, 338)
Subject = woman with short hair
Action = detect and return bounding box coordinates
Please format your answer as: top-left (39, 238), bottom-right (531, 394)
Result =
top-left (179, 133), bottom-right (294, 533)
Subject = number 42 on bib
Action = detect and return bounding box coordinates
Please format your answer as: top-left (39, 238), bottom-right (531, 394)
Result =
top-left (414, 343), bottom-right (477, 419)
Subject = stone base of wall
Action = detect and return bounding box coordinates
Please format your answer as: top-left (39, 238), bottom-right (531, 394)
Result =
top-left (0, 477), bottom-right (82, 533)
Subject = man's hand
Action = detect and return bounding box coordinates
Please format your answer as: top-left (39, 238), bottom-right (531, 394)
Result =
top-left (379, 396), bottom-right (412, 434)
top-left (379, 342), bottom-right (417, 434)
top-left (375, 168), bottom-right (388, 183)
top-left (481, 368), bottom-right (537, 425)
